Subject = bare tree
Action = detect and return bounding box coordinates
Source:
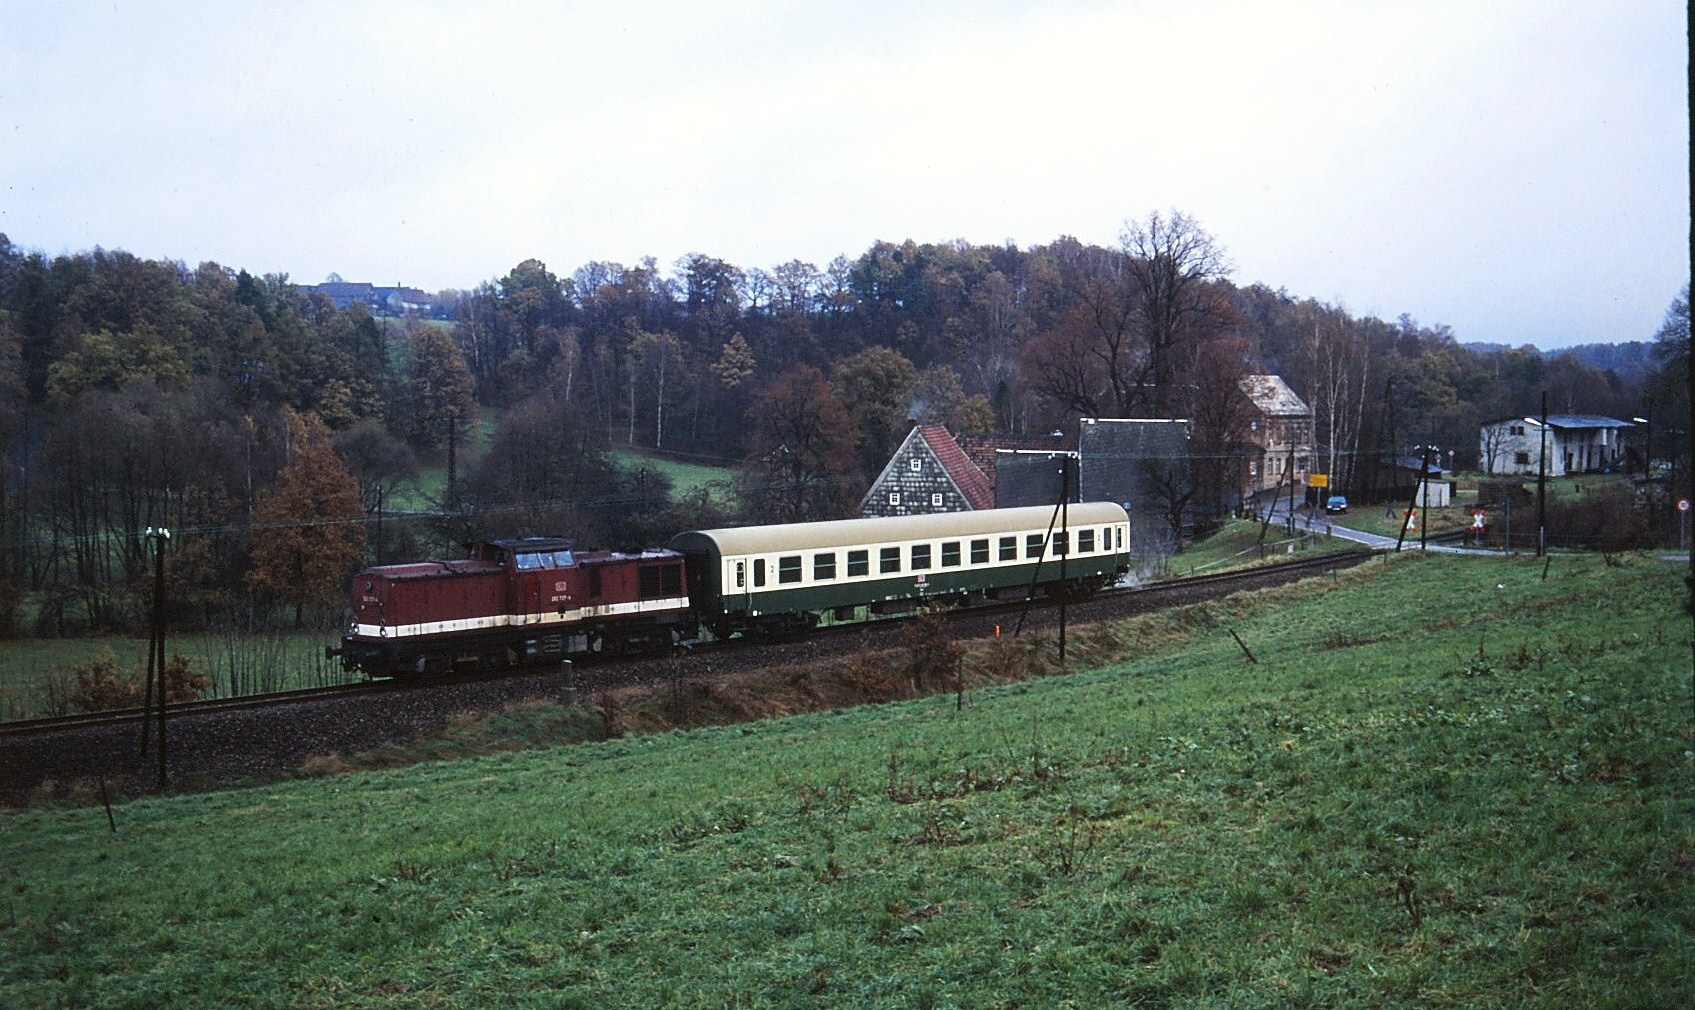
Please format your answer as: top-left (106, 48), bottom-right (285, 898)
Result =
top-left (1120, 211), bottom-right (1231, 418)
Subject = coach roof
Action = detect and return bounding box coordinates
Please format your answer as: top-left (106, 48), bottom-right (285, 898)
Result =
top-left (669, 502), bottom-right (1128, 557)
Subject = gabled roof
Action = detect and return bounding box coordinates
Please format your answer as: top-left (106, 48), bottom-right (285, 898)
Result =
top-left (918, 425), bottom-right (996, 510)
top-left (1239, 375), bottom-right (1308, 416)
top-left (1481, 414), bottom-right (1635, 431)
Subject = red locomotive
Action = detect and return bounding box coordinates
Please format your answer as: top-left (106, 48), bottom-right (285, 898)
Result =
top-left (334, 537), bottom-right (690, 676)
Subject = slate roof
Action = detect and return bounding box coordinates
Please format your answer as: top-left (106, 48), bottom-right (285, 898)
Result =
top-left (918, 425), bottom-right (995, 510)
top-left (1239, 374), bottom-right (1309, 416)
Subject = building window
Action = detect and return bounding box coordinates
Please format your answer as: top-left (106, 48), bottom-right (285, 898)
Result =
top-left (970, 539), bottom-right (990, 565)
top-left (847, 549), bottom-right (869, 578)
top-left (910, 544), bottom-right (932, 570)
top-left (1514, 451), bottom-right (1531, 465)
top-left (889, 492), bottom-right (900, 506)
top-left (909, 458), bottom-right (922, 472)
top-left (999, 536), bottom-right (1018, 561)
top-left (931, 493), bottom-right (943, 507)
top-left (879, 547), bottom-right (901, 574)
top-left (941, 541), bottom-right (961, 567)
top-left (813, 553), bottom-right (836, 581)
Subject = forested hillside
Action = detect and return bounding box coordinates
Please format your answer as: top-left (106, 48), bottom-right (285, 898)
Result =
top-left (0, 218), bottom-right (1687, 639)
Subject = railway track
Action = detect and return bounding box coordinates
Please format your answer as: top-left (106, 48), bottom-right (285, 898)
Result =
top-left (1, 548), bottom-right (1376, 803)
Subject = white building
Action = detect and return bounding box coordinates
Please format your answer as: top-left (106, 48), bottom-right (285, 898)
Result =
top-left (1478, 415), bottom-right (1634, 477)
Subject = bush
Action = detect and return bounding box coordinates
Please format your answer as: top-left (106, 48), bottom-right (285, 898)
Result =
top-left (62, 649), bottom-right (210, 713)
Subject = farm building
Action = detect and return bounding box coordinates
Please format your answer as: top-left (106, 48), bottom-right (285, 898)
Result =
top-left (1478, 415), bottom-right (1635, 477)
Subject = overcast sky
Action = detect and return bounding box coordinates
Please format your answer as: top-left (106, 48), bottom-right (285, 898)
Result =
top-left (2, 1), bottom-right (1687, 349)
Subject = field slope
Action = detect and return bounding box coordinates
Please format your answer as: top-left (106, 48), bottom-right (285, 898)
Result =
top-left (3, 553), bottom-right (1691, 1008)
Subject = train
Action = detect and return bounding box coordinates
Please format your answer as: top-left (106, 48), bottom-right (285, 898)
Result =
top-left (331, 503), bottom-right (1132, 677)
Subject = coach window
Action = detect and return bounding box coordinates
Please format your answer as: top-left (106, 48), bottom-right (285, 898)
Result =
top-left (879, 547), bottom-right (901, 573)
top-left (1078, 529), bottom-right (1095, 553)
top-left (1102, 527), bottom-right (1112, 551)
top-left (970, 538), bottom-right (989, 565)
top-left (735, 561), bottom-right (745, 589)
top-left (1026, 534), bottom-right (1045, 559)
top-left (1053, 531), bottom-right (1069, 556)
top-left (941, 541), bottom-right (961, 567)
top-left (999, 536), bottom-right (1018, 561)
top-left (1116, 526), bottom-right (1124, 550)
top-left (847, 549), bottom-right (869, 577)
top-left (813, 552), bottom-right (837, 581)
top-left (754, 558), bottom-right (766, 588)
top-left (910, 544), bottom-right (932, 570)
top-left (779, 555), bottom-right (803, 584)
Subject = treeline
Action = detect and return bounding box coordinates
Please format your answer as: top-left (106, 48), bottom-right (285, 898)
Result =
top-left (0, 218), bottom-right (1687, 637)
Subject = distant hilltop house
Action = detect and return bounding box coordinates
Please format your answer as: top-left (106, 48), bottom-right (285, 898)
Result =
top-left (1477, 415), bottom-right (1635, 477)
top-left (305, 280), bottom-right (434, 315)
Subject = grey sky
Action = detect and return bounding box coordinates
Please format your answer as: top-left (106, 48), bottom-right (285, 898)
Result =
top-left (2, 0), bottom-right (1687, 349)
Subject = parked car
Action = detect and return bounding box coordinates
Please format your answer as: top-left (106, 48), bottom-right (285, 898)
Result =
top-left (1325, 495), bottom-right (1349, 514)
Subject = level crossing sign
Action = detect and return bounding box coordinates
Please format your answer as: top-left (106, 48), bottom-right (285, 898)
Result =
top-left (1471, 510), bottom-right (1486, 530)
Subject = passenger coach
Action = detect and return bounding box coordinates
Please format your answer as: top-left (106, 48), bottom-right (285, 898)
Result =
top-left (668, 503), bottom-right (1131, 638)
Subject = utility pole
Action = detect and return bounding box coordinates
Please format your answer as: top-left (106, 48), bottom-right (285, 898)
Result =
top-left (1537, 391), bottom-right (1548, 557)
top-left (137, 527), bottom-right (170, 789)
top-left (1058, 455), bottom-right (1069, 667)
top-left (1396, 446), bottom-right (1431, 552)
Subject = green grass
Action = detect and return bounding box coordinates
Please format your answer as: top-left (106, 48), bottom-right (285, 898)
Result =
top-left (611, 447), bottom-right (740, 505)
top-left (0, 631), bottom-right (353, 721)
top-left (3, 553), bottom-right (1690, 1007)
top-left (1169, 518), bottom-right (1363, 575)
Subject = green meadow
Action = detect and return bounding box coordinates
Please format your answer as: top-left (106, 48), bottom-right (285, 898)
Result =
top-left (3, 552), bottom-right (1690, 1008)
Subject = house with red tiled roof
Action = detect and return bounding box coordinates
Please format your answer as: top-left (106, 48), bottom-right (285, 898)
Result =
top-left (859, 424), bottom-right (995, 517)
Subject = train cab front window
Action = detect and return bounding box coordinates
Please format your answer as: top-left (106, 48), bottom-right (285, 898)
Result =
top-left (515, 552), bottom-right (545, 570)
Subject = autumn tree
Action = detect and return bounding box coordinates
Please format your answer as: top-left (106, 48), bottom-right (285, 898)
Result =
top-left (831, 346), bottom-right (918, 478)
top-left (397, 326), bottom-right (477, 495)
top-left (464, 389), bottom-right (622, 543)
top-left (1121, 210), bottom-right (1231, 417)
top-left (248, 413), bottom-right (366, 626)
top-left (742, 365), bottom-right (860, 523)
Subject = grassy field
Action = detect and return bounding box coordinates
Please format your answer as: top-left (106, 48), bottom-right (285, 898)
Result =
top-left (609, 447), bottom-right (740, 505)
top-left (0, 629), bottom-right (353, 722)
top-left (4, 551), bottom-right (1690, 1007)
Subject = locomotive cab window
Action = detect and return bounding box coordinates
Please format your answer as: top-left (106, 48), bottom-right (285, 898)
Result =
top-left (879, 547), bottom-right (901, 574)
top-left (813, 552), bottom-right (836, 581)
top-left (941, 541), bottom-right (961, 567)
top-left (970, 539), bottom-right (989, 565)
top-left (847, 549), bottom-right (869, 577)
